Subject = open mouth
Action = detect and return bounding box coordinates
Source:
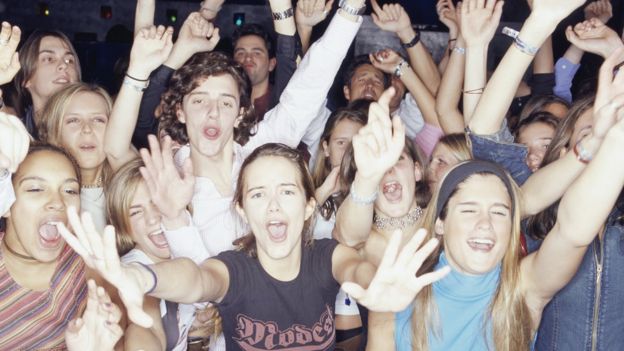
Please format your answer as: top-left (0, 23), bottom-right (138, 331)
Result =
top-left (148, 229), bottom-right (169, 249)
top-left (39, 220), bottom-right (63, 249)
top-left (266, 220), bottom-right (287, 243)
top-left (203, 126), bottom-right (221, 140)
top-left (79, 143), bottom-right (97, 152)
top-left (382, 181), bottom-right (403, 202)
top-left (467, 238), bottom-right (495, 252)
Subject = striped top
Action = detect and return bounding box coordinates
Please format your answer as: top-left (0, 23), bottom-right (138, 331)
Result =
top-left (0, 238), bottom-right (87, 350)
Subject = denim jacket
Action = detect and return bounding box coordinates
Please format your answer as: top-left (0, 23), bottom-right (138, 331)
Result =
top-left (527, 207), bottom-right (624, 351)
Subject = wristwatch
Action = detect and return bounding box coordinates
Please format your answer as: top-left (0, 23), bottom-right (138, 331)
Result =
top-left (339, 0), bottom-right (366, 16)
top-left (272, 7), bottom-right (294, 21)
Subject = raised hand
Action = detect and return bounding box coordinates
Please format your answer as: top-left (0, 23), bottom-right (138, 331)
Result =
top-left (437, 0), bottom-right (460, 37)
top-left (127, 25), bottom-right (174, 80)
top-left (565, 18), bottom-right (624, 59)
top-left (590, 48), bottom-right (624, 140)
top-left (199, 0), bottom-right (225, 21)
top-left (371, 0), bottom-right (413, 38)
top-left (342, 229), bottom-right (450, 312)
top-left (530, 0), bottom-right (585, 26)
top-left (296, 0), bottom-right (334, 28)
top-left (0, 112), bottom-right (30, 173)
top-left (460, 0), bottom-right (503, 48)
top-left (65, 280), bottom-right (123, 351)
top-left (165, 12), bottom-right (221, 70)
top-left (0, 22), bottom-right (21, 85)
top-left (56, 208), bottom-right (154, 328)
top-left (315, 166), bottom-right (341, 205)
top-left (584, 0), bottom-right (612, 24)
top-left (139, 134), bottom-right (195, 222)
top-left (369, 48), bottom-right (403, 75)
top-left (352, 87), bottom-right (406, 182)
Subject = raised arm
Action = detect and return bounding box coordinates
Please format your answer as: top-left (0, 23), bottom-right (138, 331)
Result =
top-left (105, 25), bottom-right (173, 171)
top-left (436, 0), bottom-right (460, 74)
top-left (460, 0), bottom-right (503, 125)
top-left (370, 48), bottom-right (440, 128)
top-left (468, 0), bottom-right (586, 135)
top-left (565, 18), bottom-right (624, 60)
top-left (0, 22), bottom-right (21, 114)
top-left (134, 0), bottom-right (155, 33)
top-left (333, 88), bottom-right (405, 247)
top-left (371, 0), bottom-right (441, 95)
top-left (522, 50), bottom-right (624, 313)
top-left (57, 208), bottom-right (229, 328)
top-left (295, 0), bottom-right (334, 54)
top-left (0, 112), bottom-right (29, 215)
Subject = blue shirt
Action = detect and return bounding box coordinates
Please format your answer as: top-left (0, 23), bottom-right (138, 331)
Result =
top-left (395, 252), bottom-right (500, 351)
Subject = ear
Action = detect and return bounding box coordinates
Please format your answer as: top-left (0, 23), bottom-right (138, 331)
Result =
top-left (414, 162), bottom-right (423, 182)
top-left (322, 140), bottom-right (330, 158)
top-left (304, 198), bottom-right (317, 221)
top-left (434, 218), bottom-right (445, 236)
top-left (268, 57), bottom-right (277, 73)
top-left (343, 85), bottom-right (351, 101)
top-left (235, 202), bottom-right (248, 224)
top-left (176, 103), bottom-right (187, 124)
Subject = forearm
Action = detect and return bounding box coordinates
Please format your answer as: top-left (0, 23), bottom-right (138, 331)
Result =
top-left (520, 136), bottom-right (601, 217)
top-left (436, 36), bottom-right (466, 134)
top-left (400, 67), bottom-right (439, 127)
top-left (554, 55), bottom-right (581, 103)
top-left (469, 15), bottom-right (556, 134)
top-left (399, 28), bottom-right (441, 95)
top-left (297, 25), bottom-right (313, 55)
top-left (333, 174), bottom-right (378, 247)
top-left (134, 0), bottom-right (155, 33)
top-left (125, 324), bottom-right (163, 351)
top-left (463, 44), bottom-right (488, 125)
top-left (147, 258), bottom-right (224, 304)
top-left (270, 0), bottom-right (296, 36)
top-left (271, 33), bottom-right (298, 108)
top-left (533, 36), bottom-right (554, 74)
top-left (133, 65), bottom-right (172, 149)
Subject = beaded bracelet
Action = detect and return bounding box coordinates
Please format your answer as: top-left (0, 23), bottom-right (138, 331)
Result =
top-left (123, 76), bottom-right (149, 92)
top-left (349, 183), bottom-right (378, 205)
top-left (573, 139), bottom-right (592, 164)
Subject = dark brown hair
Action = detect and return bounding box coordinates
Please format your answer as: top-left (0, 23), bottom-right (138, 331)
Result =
top-left (158, 52), bottom-right (257, 146)
top-left (233, 143), bottom-right (317, 257)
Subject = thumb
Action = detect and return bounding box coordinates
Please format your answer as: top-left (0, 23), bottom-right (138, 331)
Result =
top-left (377, 86), bottom-right (396, 108)
top-left (128, 305), bottom-right (154, 329)
top-left (324, 0), bottom-right (335, 12)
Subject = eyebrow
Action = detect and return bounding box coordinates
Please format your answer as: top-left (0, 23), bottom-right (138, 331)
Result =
top-left (457, 201), bottom-right (510, 210)
top-left (187, 91), bottom-right (238, 100)
top-left (129, 204), bottom-right (143, 210)
top-left (246, 182), bottom-right (298, 194)
top-left (19, 176), bottom-right (79, 186)
top-left (39, 49), bottom-right (74, 56)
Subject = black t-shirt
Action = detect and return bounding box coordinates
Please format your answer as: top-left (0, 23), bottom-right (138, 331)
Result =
top-left (216, 239), bottom-right (340, 350)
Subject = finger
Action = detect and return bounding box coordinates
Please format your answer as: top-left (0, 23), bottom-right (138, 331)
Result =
top-left (148, 134), bottom-right (164, 171)
top-left (395, 228), bottom-right (428, 267)
top-left (324, 0), bottom-right (335, 14)
top-left (148, 25), bottom-right (157, 39)
top-left (128, 305), bottom-right (154, 328)
top-left (67, 206), bottom-right (95, 257)
top-left (56, 221), bottom-right (92, 261)
top-left (340, 282), bottom-right (366, 301)
top-left (493, 0), bottom-right (504, 21)
top-left (7, 25), bottom-right (21, 54)
top-left (412, 265), bottom-right (451, 288)
top-left (377, 86), bottom-right (396, 109)
top-left (161, 135), bottom-right (175, 170)
top-left (0, 22), bottom-right (10, 45)
top-left (598, 47), bottom-right (624, 96)
top-left (390, 115), bottom-right (406, 152)
top-left (407, 237), bottom-right (441, 274)
top-left (139, 161), bottom-right (159, 197)
top-left (378, 229), bottom-right (402, 271)
top-left (208, 27), bottom-right (221, 48)
top-left (182, 157), bottom-right (195, 183)
top-left (156, 25), bottom-right (166, 38)
top-left (65, 318), bottom-right (84, 335)
top-left (371, 0), bottom-right (383, 15)
top-left (102, 225), bottom-right (122, 275)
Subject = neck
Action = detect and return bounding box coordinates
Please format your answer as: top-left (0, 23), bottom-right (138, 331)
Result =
top-left (191, 140), bottom-right (235, 178)
top-left (373, 204), bottom-right (424, 237)
top-left (1, 231), bottom-right (57, 289)
top-left (257, 243), bottom-right (302, 282)
top-left (251, 79), bottom-right (270, 101)
top-left (81, 165), bottom-right (104, 188)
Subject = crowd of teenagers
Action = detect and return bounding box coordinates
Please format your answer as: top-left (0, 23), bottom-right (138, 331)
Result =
top-left (1, 0), bottom-right (624, 349)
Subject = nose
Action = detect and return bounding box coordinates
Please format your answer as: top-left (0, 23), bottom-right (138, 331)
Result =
top-left (267, 194), bottom-right (281, 213)
top-left (80, 120), bottom-right (93, 134)
top-left (57, 58), bottom-right (69, 72)
top-left (526, 149), bottom-right (543, 171)
top-left (476, 211), bottom-right (494, 231)
top-left (46, 191), bottom-right (65, 212)
top-left (145, 203), bottom-right (161, 226)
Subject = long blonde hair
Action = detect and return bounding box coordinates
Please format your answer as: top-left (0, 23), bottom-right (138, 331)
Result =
top-left (39, 82), bottom-right (114, 187)
top-left (410, 166), bottom-right (532, 351)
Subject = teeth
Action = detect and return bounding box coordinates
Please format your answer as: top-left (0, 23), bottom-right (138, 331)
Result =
top-left (148, 230), bottom-right (164, 236)
top-left (469, 239), bottom-right (494, 245)
top-left (383, 182), bottom-right (400, 193)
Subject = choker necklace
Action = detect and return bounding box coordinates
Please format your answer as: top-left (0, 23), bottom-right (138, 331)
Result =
top-left (373, 206), bottom-right (423, 230)
top-left (82, 176), bottom-right (103, 189)
top-left (2, 241), bottom-right (36, 261)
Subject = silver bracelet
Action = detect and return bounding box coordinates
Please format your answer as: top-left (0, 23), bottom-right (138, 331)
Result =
top-left (452, 46), bottom-right (465, 55)
top-left (272, 7), bottom-right (294, 21)
top-left (123, 77), bottom-right (149, 92)
top-left (349, 183), bottom-right (378, 205)
top-left (513, 36), bottom-right (538, 56)
top-left (394, 60), bottom-right (409, 78)
top-left (339, 0), bottom-right (366, 16)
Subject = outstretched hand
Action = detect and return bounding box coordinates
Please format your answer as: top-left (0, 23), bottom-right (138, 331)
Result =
top-left (352, 87), bottom-right (406, 182)
top-left (0, 112), bottom-right (30, 173)
top-left (460, 0), bottom-right (503, 48)
top-left (128, 25), bottom-right (174, 80)
top-left (0, 22), bottom-right (21, 85)
top-left (371, 0), bottom-right (413, 38)
top-left (56, 208), bottom-right (154, 328)
top-left (296, 0), bottom-right (334, 28)
top-left (65, 280), bottom-right (123, 351)
top-left (584, 0), bottom-right (612, 24)
top-left (437, 0), bottom-right (460, 36)
top-left (590, 48), bottom-right (624, 140)
top-left (342, 229), bottom-right (450, 312)
top-left (140, 134), bottom-right (195, 221)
